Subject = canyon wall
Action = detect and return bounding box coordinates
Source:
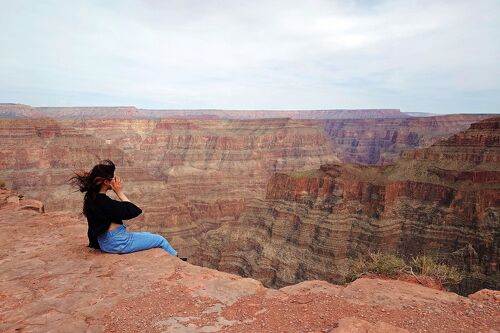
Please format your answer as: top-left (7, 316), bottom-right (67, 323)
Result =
top-left (191, 118), bottom-right (500, 293)
top-left (0, 117), bottom-right (339, 256)
top-left (321, 115), bottom-right (492, 164)
top-left (0, 103), bottom-right (494, 259)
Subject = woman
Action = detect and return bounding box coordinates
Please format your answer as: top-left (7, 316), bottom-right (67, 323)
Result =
top-left (68, 159), bottom-right (183, 258)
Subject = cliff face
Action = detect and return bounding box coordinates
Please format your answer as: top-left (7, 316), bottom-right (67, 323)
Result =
top-left (0, 117), bottom-right (339, 256)
top-left (0, 117), bottom-right (131, 211)
top-left (1, 188), bottom-right (499, 333)
top-left (321, 115), bottom-right (492, 164)
top-left (191, 118), bottom-right (500, 293)
top-left (402, 117), bottom-right (500, 165)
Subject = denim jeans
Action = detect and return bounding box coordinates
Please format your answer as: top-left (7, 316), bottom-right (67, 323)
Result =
top-left (97, 224), bottom-right (177, 256)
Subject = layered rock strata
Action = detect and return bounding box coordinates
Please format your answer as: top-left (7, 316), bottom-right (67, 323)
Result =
top-left (0, 117), bottom-right (339, 256)
top-left (321, 115), bottom-right (492, 164)
top-left (192, 118), bottom-right (500, 293)
top-left (0, 106), bottom-right (494, 259)
top-left (1, 188), bottom-right (498, 333)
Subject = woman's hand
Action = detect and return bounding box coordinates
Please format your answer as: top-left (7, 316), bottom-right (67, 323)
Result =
top-left (110, 175), bottom-right (124, 194)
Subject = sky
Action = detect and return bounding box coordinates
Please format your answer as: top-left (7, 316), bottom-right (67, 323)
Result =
top-left (0, 0), bottom-right (499, 114)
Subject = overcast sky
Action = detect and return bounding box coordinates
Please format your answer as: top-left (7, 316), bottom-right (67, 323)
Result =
top-left (1, 0), bottom-right (499, 113)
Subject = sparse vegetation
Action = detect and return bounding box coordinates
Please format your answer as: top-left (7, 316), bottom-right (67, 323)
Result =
top-left (345, 252), bottom-right (407, 282)
top-left (287, 168), bottom-right (327, 178)
top-left (344, 252), bottom-right (463, 290)
top-left (411, 255), bottom-right (462, 287)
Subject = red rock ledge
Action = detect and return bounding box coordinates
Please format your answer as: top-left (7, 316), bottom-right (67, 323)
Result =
top-left (0, 188), bottom-right (498, 333)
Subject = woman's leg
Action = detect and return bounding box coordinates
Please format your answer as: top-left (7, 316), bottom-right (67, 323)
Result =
top-left (98, 226), bottom-right (128, 253)
top-left (122, 231), bottom-right (177, 255)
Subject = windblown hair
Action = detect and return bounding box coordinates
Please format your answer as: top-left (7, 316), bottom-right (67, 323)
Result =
top-left (68, 159), bottom-right (116, 217)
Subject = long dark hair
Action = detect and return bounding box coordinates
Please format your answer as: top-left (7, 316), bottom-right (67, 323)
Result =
top-left (68, 159), bottom-right (116, 216)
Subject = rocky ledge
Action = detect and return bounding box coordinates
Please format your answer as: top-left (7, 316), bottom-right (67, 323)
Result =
top-left (0, 188), bottom-right (499, 333)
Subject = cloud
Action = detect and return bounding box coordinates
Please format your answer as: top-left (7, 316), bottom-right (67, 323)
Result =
top-left (0, 0), bottom-right (499, 113)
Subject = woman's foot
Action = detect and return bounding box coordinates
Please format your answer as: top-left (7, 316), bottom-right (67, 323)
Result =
top-left (176, 254), bottom-right (188, 261)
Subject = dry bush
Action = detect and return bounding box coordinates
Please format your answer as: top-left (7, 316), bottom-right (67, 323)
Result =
top-left (345, 252), bottom-right (463, 289)
top-left (411, 255), bottom-right (462, 287)
top-left (345, 252), bottom-right (407, 282)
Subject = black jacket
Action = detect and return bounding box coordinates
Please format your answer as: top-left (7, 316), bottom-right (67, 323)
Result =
top-left (85, 193), bottom-right (142, 249)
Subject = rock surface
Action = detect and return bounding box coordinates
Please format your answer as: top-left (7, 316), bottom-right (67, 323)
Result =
top-left (192, 118), bottom-right (500, 293)
top-left (0, 188), bottom-right (499, 333)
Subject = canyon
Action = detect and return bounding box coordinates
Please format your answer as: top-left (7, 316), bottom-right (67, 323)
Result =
top-left (0, 104), bottom-right (495, 262)
top-left (191, 118), bottom-right (500, 294)
top-left (0, 116), bottom-right (339, 256)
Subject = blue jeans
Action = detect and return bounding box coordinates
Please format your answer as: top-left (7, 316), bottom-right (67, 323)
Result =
top-left (97, 224), bottom-right (177, 256)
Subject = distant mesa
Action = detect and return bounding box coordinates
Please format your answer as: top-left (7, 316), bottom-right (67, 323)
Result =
top-left (0, 103), bottom-right (406, 119)
top-left (403, 111), bottom-right (440, 117)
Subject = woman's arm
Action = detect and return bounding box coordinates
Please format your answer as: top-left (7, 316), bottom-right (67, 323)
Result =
top-left (115, 190), bottom-right (131, 202)
top-left (106, 175), bottom-right (142, 220)
top-left (105, 196), bottom-right (142, 220)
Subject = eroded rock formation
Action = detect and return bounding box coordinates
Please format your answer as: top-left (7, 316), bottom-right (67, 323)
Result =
top-left (0, 103), bottom-right (494, 260)
top-left (321, 115), bottom-right (492, 164)
top-left (0, 117), bottom-right (339, 256)
top-left (1, 188), bottom-right (498, 333)
top-left (192, 118), bottom-right (500, 293)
